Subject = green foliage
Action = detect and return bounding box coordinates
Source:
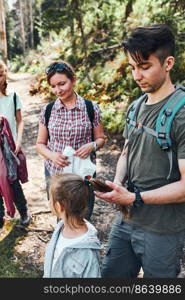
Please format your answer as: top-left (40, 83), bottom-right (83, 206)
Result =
top-left (6, 0), bottom-right (185, 134)
top-left (100, 101), bottom-right (127, 133)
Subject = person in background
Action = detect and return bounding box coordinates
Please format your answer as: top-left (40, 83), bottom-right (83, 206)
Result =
top-left (43, 173), bottom-right (102, 278)
top-left (96, 24), bottom-right (185, 278)
top-left (0, 60), bottom-right (31, 228)
top-left (36, 61), bottom-right (105, 220)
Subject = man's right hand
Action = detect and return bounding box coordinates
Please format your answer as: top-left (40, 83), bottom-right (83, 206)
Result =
top-left (95, 181), bottom-right (135, 206)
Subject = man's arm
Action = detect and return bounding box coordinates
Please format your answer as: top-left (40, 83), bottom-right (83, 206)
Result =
top-left (141, 159), bottom-right (185, 204)
top-left (113, 139), bottom-right (128, 185)
top-left (96, 159), bottom-right (185, 206)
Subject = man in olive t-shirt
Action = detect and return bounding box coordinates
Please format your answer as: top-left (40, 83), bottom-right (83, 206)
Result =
top-left (96, 24), bottom-right (185, 278)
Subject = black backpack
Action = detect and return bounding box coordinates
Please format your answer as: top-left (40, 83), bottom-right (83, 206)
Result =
top-left (44, 99), bottom-right (95, 141)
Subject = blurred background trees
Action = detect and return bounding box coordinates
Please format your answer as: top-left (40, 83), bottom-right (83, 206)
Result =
top-left (1, 0), bottom-right (185, 133)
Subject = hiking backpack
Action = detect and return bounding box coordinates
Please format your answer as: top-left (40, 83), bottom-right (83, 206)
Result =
top-left (126, 84), bottom-right (185, 179)
top-left (44, 99), bottom-right (95, 141)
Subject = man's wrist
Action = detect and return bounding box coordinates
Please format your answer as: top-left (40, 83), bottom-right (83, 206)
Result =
top-left (133, 188), bottom-right (144, 208)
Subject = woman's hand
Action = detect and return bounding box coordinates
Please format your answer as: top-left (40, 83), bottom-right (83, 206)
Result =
top-left (74, 142), bottom-right (94, 159)
top-left (50, 152), bottom-right (71, 167)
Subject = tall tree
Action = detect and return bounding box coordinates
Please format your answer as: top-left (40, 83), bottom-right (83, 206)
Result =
top-left (0, 0), bottom-right (7, 61)
top-left (29, 0), bottom-right (34, 48)
top-left (19, 0), bottom-right (26, 54)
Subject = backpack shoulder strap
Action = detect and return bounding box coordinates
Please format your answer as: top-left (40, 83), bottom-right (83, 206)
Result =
top-left (84, 99), bottom-right (94, 127)
top-left (84, 99), bottom-right (95, 142)
top-left (45, 101), bottom-right (55, 129)
top-left (156, 88), bottom-right (185, 149)
top-left (13, 92), bottom-right (17, 116)
top-left (155, 87), bottom-right (185, 179)
top-left (45, 100), bottom-right (55, 141)
top-left (126, 94), bottom-right (147, 129)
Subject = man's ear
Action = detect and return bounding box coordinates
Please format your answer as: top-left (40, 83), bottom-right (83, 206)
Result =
top-left (165, 56), bottom-right (175, 71)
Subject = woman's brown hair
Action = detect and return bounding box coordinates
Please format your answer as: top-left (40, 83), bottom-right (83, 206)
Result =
top-left (49, 173), bottom-right (89, 228)
top-left (0, 60), bottom-right (8, 96)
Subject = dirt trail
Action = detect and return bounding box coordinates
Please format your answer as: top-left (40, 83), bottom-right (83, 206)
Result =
top-left (8, 73), bottom-right (49, 214)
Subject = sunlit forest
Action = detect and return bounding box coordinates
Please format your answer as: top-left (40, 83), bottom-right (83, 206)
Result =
top-left (1, 0), bottom-right (185, 133)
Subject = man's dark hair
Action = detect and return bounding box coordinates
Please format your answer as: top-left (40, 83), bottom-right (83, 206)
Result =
top-left (122, 24), bottom-right (175, 65)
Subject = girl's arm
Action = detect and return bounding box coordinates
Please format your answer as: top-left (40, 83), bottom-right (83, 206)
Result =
top-left (15, 109), bottom-right (24, 154)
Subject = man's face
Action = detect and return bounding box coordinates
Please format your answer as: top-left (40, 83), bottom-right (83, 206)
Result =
top-left (128, 53), bottom-right (169, 94)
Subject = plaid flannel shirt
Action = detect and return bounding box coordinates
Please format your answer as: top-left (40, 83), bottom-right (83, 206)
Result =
top-left (39, 93), bottom-right (101, 175)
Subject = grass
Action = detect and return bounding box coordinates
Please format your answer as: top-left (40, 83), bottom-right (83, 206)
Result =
top-left (0, 219), bottom-right (42, 278)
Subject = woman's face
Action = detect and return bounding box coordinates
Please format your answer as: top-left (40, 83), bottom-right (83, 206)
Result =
top-left (49, 72), bottom-right (75, 103)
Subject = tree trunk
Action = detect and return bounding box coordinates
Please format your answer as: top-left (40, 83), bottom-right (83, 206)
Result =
top-left (29, 0), bottom-right (34, 48)
top-left (0, 0), bottom-right (7, 62)
top-left (73, 0), bottom-right (93, 84)
top-left (19, 0), bottom-right (26, 55)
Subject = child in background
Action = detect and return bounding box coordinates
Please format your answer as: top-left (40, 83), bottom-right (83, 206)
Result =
top-left (0, 60), bottom-right (30, 228)
top-left (43, 173), bottom-right (102, 278)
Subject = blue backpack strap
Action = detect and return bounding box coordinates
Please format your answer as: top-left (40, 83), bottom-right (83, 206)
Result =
top-left (126, 94), bottom-right (147, 130)
top-left (156, 86), bottom-right (185, 179)
top-left (156, 88), bottom-right (185, 150)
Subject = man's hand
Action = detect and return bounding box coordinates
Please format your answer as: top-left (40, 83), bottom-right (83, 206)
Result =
top-left (95, 181), bottom-right (135, 206)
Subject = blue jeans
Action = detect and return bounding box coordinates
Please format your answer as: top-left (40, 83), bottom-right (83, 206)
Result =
top-left (44, 168), bottom-right (95, 221)
top-left (0, 179), bottom-right (27, 218)
top-left (102, 212), bottom-right (185, 278)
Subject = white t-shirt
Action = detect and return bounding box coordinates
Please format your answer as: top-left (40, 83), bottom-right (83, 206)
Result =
top-left (0, 91), bottom-right (22, 141)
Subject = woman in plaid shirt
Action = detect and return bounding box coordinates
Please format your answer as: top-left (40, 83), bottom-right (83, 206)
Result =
top-left (36, 61), bottom-right (105, 219)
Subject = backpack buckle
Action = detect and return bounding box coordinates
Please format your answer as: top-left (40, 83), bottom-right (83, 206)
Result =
top-left (164, 108), bottom-right (172, 116)
top-left (161, 142), bottom-right (170, 150)
top-left (158, 132), bottom-right (166, 139)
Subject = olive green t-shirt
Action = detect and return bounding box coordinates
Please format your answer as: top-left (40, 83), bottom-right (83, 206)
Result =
top-left (123, 92), bottom-right (185, 234)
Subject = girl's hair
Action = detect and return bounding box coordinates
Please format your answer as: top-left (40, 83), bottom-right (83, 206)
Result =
top-left (0, 60), bottom-right (8, 96)
top-left (49, 173), bottom-right (89, 228)
top-left (45, 61), bottom-right (75, 84)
